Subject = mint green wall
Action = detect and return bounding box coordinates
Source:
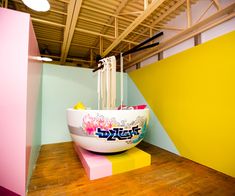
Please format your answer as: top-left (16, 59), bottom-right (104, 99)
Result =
top-left (27, 80), bottom-right (42, 187)
top-left (42, 64), bottom-right (127, 144)
top-left (127, 77), bottom-right (179, 154)
top-left (41, 63), bottom-right (179, 154)
top-left (26, 20), bottom-right (43, 191)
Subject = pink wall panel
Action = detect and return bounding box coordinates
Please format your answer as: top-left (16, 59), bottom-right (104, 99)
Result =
top-left (0, 8), bottom-right (30, 196)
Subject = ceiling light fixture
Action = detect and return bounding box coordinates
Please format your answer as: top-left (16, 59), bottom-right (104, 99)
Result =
top-left (32, 56), bottom-right (53, 62)
top-left (22, 0), bottom-right (50, 12)
top-left (40, 57), bottom-right (53, 62)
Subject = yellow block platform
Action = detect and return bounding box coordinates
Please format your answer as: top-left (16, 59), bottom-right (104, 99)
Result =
top-left (106, 147), bottom-right (151, 175)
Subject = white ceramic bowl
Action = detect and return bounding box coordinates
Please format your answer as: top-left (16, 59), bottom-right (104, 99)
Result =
top-left (67, 108), bottom-right (149, 153)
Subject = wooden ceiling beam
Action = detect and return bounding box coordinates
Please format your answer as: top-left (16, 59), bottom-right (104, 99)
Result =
top-left (102, 0), bottom-right (166, 57)
top-left (36, 37), bottom-right (119, 55)
top-left (82, 5), bottom-right (159, 31)
top-left (155, 25), bottom-right (184, 31)
top-left (124, 3), bottom-right (235, 70)
top-left (115, 17), bottom-right (118, 38)
top-left (75, 27), bottom-right (139, 45)
top-left (72, 43), bottom-right (100, 50)
top-left (78, 16), bottom-right (114, 28)
top-left (31, 17), bottom-right (65, 28)
top-left (57, 0), bottom-right (70, 3)
top-left (37, 33), bottom-right (127, 53)
top-left (91, 0), bottom-right (130, 59)
top-left (118, 0), bottom-right (185, 53)
top-left (41, 54), bottom-right (61, 59)
top-left (118, 11), bottom-right (143, 16)
top-left (144, 0), bottom-right (148, 10)
top-left (49, 9), bottom-right (67, 16)
top-left (37, 37), bottom-right (62, 44)
top-left (151, 0), bottom-right (185, 28)
top-left (60, 0), bottom-right (83, 64)
top-left (186, 0), bottom-right (192, 27)
top-left (66, 57), bottom-right (91, 63)
top-left (36, 37), bottom-right (121, 54)
top-left (78, 16), bottom-right (150, 37)
top-left (213, 0), bottom-right (221, 10)
top-left (119, 27), bottom-right (149, 37)
top-left (72, 43), bottom-right (120, 53)
top-left (3, 0), bottom-right (8, 8)
top-left (82, 5), bottom-right (124, 18)
top-left (195, 1), bottom-right (214, 23)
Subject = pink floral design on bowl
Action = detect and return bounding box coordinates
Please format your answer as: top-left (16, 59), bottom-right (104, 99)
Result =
top-left (82, 114), bottom-right (112, 134)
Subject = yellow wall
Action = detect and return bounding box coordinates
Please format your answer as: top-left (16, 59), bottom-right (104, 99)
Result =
top-left (129, 31), bottom-right (235, 177)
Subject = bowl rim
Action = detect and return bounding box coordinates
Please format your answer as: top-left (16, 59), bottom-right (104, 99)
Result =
top-left (67, 108), bottom-right (149, 112)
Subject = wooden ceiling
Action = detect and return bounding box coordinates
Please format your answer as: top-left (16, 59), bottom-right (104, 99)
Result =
top-left (4, 0), bottom-right (235, 69)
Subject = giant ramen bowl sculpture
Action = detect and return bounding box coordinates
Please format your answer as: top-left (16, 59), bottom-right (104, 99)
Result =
top-left (67, 108), bottom-right (149, 153)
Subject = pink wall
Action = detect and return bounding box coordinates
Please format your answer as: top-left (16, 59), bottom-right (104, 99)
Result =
top-left (0, 8), bottom-right (42, 196)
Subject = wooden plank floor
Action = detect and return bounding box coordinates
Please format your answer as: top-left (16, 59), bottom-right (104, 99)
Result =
top-left (28, 142), bottom-right (235, 196)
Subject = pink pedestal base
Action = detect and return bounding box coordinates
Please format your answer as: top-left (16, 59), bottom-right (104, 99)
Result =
top-left (74, 145), bottom-right (112, 180)
top-left (74, 144), bottom-right (151, 180)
